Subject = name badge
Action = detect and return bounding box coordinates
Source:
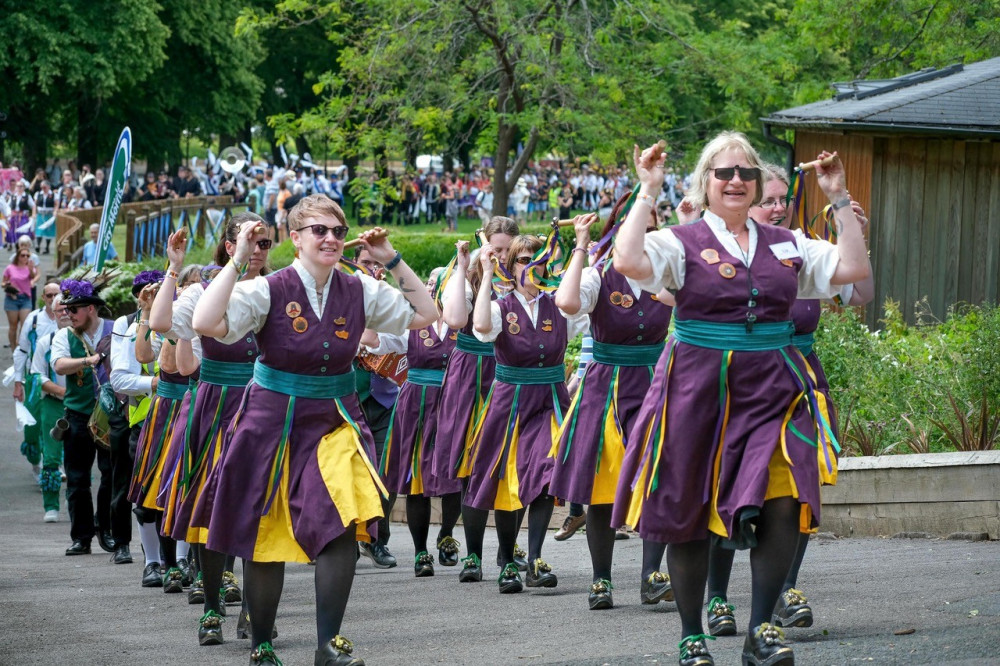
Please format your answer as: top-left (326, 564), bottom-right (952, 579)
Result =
top-left (769, 242), bottom-right (800, 261)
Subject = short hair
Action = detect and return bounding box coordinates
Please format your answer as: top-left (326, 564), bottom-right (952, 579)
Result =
top-left (17, 235), bottom-right (32, 248)
top-left (287, 194), bottom-right (346, 231)
top-left (89, 223), bottom-right (99, 232)
top-left (177, 264), bottom-right (204, 287)
top-left (687, 131), bottom-right (764, 209)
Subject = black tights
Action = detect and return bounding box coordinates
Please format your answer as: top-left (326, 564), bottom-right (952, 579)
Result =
top-left (314, 530), bottom-right (358, 648)
top-left (784, 531), bottom-right (809, 591)
top-left (462, 504), bottom-right (489, 560)
top-left (708, 527), bottom-right (810, 603)
top-left (642, 538), bottom-right (668, 581)
top-left (155, 514), bottom-right (177, 569)
top-left (406, 492), bottom-right (461, 553)
top-left (586, 504), bottom-right (616, 581)
top-left (245, 560), bottom-right (284, 649)
top-left (198, 544), bottom-right (226, 614)
top-left (497, 495), bottom-right (553, 566)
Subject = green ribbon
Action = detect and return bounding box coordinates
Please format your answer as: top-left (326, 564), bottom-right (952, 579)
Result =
top-left (199, 358), bottom-right (254, 387)
top-left (672, 319), bottom-right (794, 351)
top-left (253, 361), bottom-right (356, 399)
top-left (406, 368), bottom-right (445, 387)
top-left (792, 333), bottom-right (815, 357)
top-left (456, 332), bottom-right (495, 356)
top-left (156, 379), bottom-right (189, 400)
top-left (494, 364), bottom-right (565, 385)
top-left (592, 340), bottom-right (664, 366)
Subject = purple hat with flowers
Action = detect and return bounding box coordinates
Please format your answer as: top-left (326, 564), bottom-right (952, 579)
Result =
top-left (60, 278), bottom-right (106, 308)
top-left (131, 269), bottom-right (165, 296)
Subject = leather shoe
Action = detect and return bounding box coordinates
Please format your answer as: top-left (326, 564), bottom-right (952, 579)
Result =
top-left (142, 562), bottom-right (163, 587)
top-left (553, 512), bottom-right (587, 541)
top-left (414, 551), bottom-right (434, 577)
top-left (249, 641), bottom-right (281, 665)
top-left (163, 566), bottom-right (185, 593)
top-left (65, 540), bottom-right (91, 556)
top-left (236, 608), bottom-right (277, 640)
top-left (741, 623), bottom-right (794, 666)
top-left (198, 610), bottom-right (224, 646)
top-left (498, 562), bottom-right (523, 594)
top-left (497, 543), bottom-right (529, 571)
top-left (641, 571), bottom-right (674, 605)
top-left (222, 570), bottom-right (243, 603)
top-left (436, 535), bottom-right (460, 566)
top-left (358, 542), bottom-right (397, 569)
top-left (525, 558), bottom-right (558, 588)
top-left (588, 579), bottom-right (613, 610)
top-left (314, 635), bottom-right (364, 665)
top-left (178, 557), bottom-right (194, 586)
top-left (111, 544), bottom-right (133, 564)
top-left (189, 574), bottom-right (206, 604)
top-left (707, 596), bottom-right (736, 637)
top-left (679, 634), bottom-right (716, 666)
top-left (97, 530), bottom-right (116, 553)
top-left (458, 554), bottom-right (482, 582)
top-left (772, 588), bottom-right (813, 628)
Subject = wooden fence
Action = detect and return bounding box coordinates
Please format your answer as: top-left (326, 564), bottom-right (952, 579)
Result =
top-left (52, 196), bottom-right (248, 276)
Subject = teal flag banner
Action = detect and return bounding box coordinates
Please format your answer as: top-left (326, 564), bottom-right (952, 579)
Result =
top-left (95, 127), bottom-right (132, 271)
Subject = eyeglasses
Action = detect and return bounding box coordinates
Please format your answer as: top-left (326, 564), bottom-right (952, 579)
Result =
top-left (256, 239), bottom-right (273, 250)
top-left (514, 256), bottom-right (533, 265)
top-left (758, 198), bottom-right (787, 209)
top-left (300, 224), bottom-right (349, 240)
top-left (43, 292), bottom-right (58, 298)
top-left (712, 166), bottom-right (761, 182)
top-left (19, 253), bottom-right (31, 258)
top-left (66, 305), bottom-right (87, 314)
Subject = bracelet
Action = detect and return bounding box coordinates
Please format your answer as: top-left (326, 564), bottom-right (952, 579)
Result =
top-left (165, 270), bottom-right (179, 281)
top-left (138, 319), bottom-right (149, 327)
top-left (384, 251), bottom-right (403, 271)
top-left (571, 247), bottom-right (588, 256)
top-left (230, 258), bottom-right (250, 277)
top-left (636, 192), bottom-right (657, 207)
top-left (831, 197), bottom-right (851, 211)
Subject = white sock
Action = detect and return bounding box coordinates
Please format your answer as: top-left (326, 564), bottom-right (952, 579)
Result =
top-left (176, 540), bottom-right (190, 561)
top-left (137, 520), bottom-right (162, 565)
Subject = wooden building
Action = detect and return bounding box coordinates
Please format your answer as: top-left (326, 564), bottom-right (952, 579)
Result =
top-left (762, 58), bottom-right (1000, 326)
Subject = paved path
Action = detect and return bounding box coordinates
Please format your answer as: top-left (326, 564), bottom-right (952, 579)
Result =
top-left (2, 303), bottom-right (1000, 664)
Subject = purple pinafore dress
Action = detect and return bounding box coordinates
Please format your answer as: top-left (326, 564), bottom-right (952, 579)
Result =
top-left (129, 368), bottom-right (189, 511)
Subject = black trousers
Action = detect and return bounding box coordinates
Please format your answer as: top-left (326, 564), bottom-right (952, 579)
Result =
top-left (107, 412), bottom-right (138, 546)
top-left (362, 395), bottom-right (396, 547)
top-left (63, 409), bottom-right (112, 543)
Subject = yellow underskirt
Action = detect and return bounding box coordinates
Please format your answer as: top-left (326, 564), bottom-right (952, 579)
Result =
top-left (590, 408), bottom-right (626, 506)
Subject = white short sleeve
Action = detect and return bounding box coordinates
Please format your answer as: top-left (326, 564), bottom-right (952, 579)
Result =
top-left (170, 283), bottom-right (203, 340)
top-left (577, 267), bottom-right (602, 316)
top-left (360, 273), bottom-right (417, 335)
top-left (472, 302), bottom-right (503, 343)
top-left (795, 236), bottom-right (841, 300)
top-left (636, 228), bottom-right (686, 293)
top-left (217, 276), bottom-right (271, 344)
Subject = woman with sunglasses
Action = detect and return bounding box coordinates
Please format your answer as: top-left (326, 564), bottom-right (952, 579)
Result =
top-left (704, 164), bottom-right (873, 639)
top-left (612, 132), bottom-right (871, 666)
top-left (191, 194), bottom-right (437, 666)
top-left (4, 245), bottom-right (39, 351)
top-left (463, 234), bottom-right (588, 595)
top-left (435, 216), bottom-right (520, 581)
top-left (551, 204), bottom-right (675, 611)
top-left (148, 212), bottom-right (271, 646)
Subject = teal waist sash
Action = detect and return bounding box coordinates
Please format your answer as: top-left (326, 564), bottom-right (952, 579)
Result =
top-left (253, 360), bottom-right (356, 399)
top-left (406, 368), bottom-right (445, 387)
top-left (592, 340), bottom-right (665, 367)
top-left (456, 332), bottom-right (495, 357)
top-left (200, 358), bottom-right (254, 387)
top-left (156, 379), bottom-right (189, 401)
top-left (793, 333), bottom-right (815, 357)
top-left (672, 319), bottom-right (794, 351)
top-left (494, 363), bottom-right (565, 385)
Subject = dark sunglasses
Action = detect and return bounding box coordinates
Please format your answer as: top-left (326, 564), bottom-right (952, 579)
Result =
top-left (514, 256), bottom-right (533, 266)
top-left (66, 305), bottom-right (87, 314)
top-left (256, 239), bottom-right (273, 250)
top-left (712, 166), bottom-right (761, 182)
top-left (19, 253), bottom-right (31, 258)
top-left (301, 224), bottom-right (349, 240)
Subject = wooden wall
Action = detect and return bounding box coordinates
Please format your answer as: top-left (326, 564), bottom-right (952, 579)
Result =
top-left (792, 130), bottom-right (1000, 326)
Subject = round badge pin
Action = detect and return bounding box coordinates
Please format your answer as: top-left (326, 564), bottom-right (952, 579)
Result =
top-left (621, 295), bottom-right (634, 308)
top-left (285, 301), bottom-right (302, 318)
top-left (508, 323), bottom-right (521, 335)
top-left (506, 312), bottom-right (518, 323)
top-left (718, 263), bottom-right (737, 279)
top-left (423, 338), bottom-right (434, 347)
top-left (419, 329), bottom-right (430, 339)
top-left (609, 291), bottom-right (624, 306)
top-left (291, 316), bottom-right (309, 333)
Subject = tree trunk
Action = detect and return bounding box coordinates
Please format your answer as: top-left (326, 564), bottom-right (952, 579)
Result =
top-left (294, 135), bottom-right (312, 161)
top-left (76, 95), bottom-right (101, 169)
top-left (491, 122), bottom-right (515, 216)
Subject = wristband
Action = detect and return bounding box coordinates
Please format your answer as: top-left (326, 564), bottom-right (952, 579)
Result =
top-left (637, 192), bottom-right (657, 207)
top-left (230, 258), bottom-right (250, 277)
top-left (138, 319), bottom-right (149, 327)
top-left (571, 247), bottom-right (588, 256)
top-left (831, 197), bottom-right (851, 211)
top-left (384, 251), bottom-right (403, 271)
top-left (165, 270), bottom-right (179, 281)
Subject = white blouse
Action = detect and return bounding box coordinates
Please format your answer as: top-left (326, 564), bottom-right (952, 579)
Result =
top-left (474, 291), bottom-right (590, 343)
top-left (577, 266), bottom-right (648, 315)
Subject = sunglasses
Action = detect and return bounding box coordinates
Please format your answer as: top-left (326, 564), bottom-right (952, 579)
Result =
top-left (19, 253), bottom-right (31, 258)
top-left (712, 166), bottom-right (761, 182)
top-left (514, 256), bottom-right (533, 266)
top-left (66, 305), bottom-right (88, 314)
top-left (43, 292), bottom-right (58, 298)
top-left (300, 224), bottom-right (349, 240)
top-left (256, 239), bottom-right (273, 250)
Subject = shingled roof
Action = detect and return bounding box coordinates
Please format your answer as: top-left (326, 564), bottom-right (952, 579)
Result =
top-left (763, 57), bottom-right (1000, 138)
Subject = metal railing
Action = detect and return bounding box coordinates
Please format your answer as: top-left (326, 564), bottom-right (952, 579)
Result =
top-left (53, 196), bottom-right (248, 276)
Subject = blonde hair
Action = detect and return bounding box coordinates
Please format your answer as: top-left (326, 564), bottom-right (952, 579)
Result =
top-left (287, 194), bottom-right (347, 230)
top-left (505, 235), bottom-right (545, 277)
top-left (687, 131), bottom-right (764, 209)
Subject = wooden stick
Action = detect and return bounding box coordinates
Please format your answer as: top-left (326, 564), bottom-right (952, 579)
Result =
top-left (475, 228), bottom-right (489, 246)
top-left (551, 219), bottom-right (577, 228)
top-left (343, 227), bottom-right (389, 249)
top-left (797, 154), bottom-right (837, 171)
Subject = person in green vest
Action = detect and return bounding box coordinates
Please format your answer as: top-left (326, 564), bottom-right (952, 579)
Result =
top-left (51, 278), bottom-right (115, 556)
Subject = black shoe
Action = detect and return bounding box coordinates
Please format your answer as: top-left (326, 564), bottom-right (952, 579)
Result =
top-left (436, 535), bottom-right (460, 566)
top-left (111, 544), bottom-right (133, 564)
top-left (314, 635), bottom-right (364, 665)
top-left (414, 551), bottom-right (435, 577)
top-left (358, 542), bottom-right (397, 569)
top-left (163, 566), bottom-right (184, 593)
top-left (498, 563), bottom-right (523, 594)
top-left (641, 571), bottom-right (674, 605)
top-left (65, 540), bottom-right (91, 556)
top-left (707, 596), bottom-right (737, 637)
top-left (615, 526), bottom-right (631, 540)
top-left (588, 579), bottom-right (614, 610)
top-left (513, 544), bottom-right (528, 571)
top-left (679, 634), bottom-right (716, 666)
top-left (236, 609), bottom-right (277, 640)
top-left (222, 570), bottom-right (243, 603)
top-left (458, 554), bottom-right (482, 582)
top-left (97, 530), bottom-right (116, 553)
top-left (142, 562), bottom-right (163, 587)
top-left (198, 610), bottom-right (224, 646)
top-left (742, 623), bottom-right (793, 666)
top-left (553, 513), bottom-right (587, 541)
top-left (525, 558), bottom-right (558, 588)
top-left (773, 588), bottom-right (813, 628)
top-left (249, 641), bottom-right (281, 665)
top-left (189, 574), bottom-right (206, 604)
top-left (178, 557), bottom-right (194, 586)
